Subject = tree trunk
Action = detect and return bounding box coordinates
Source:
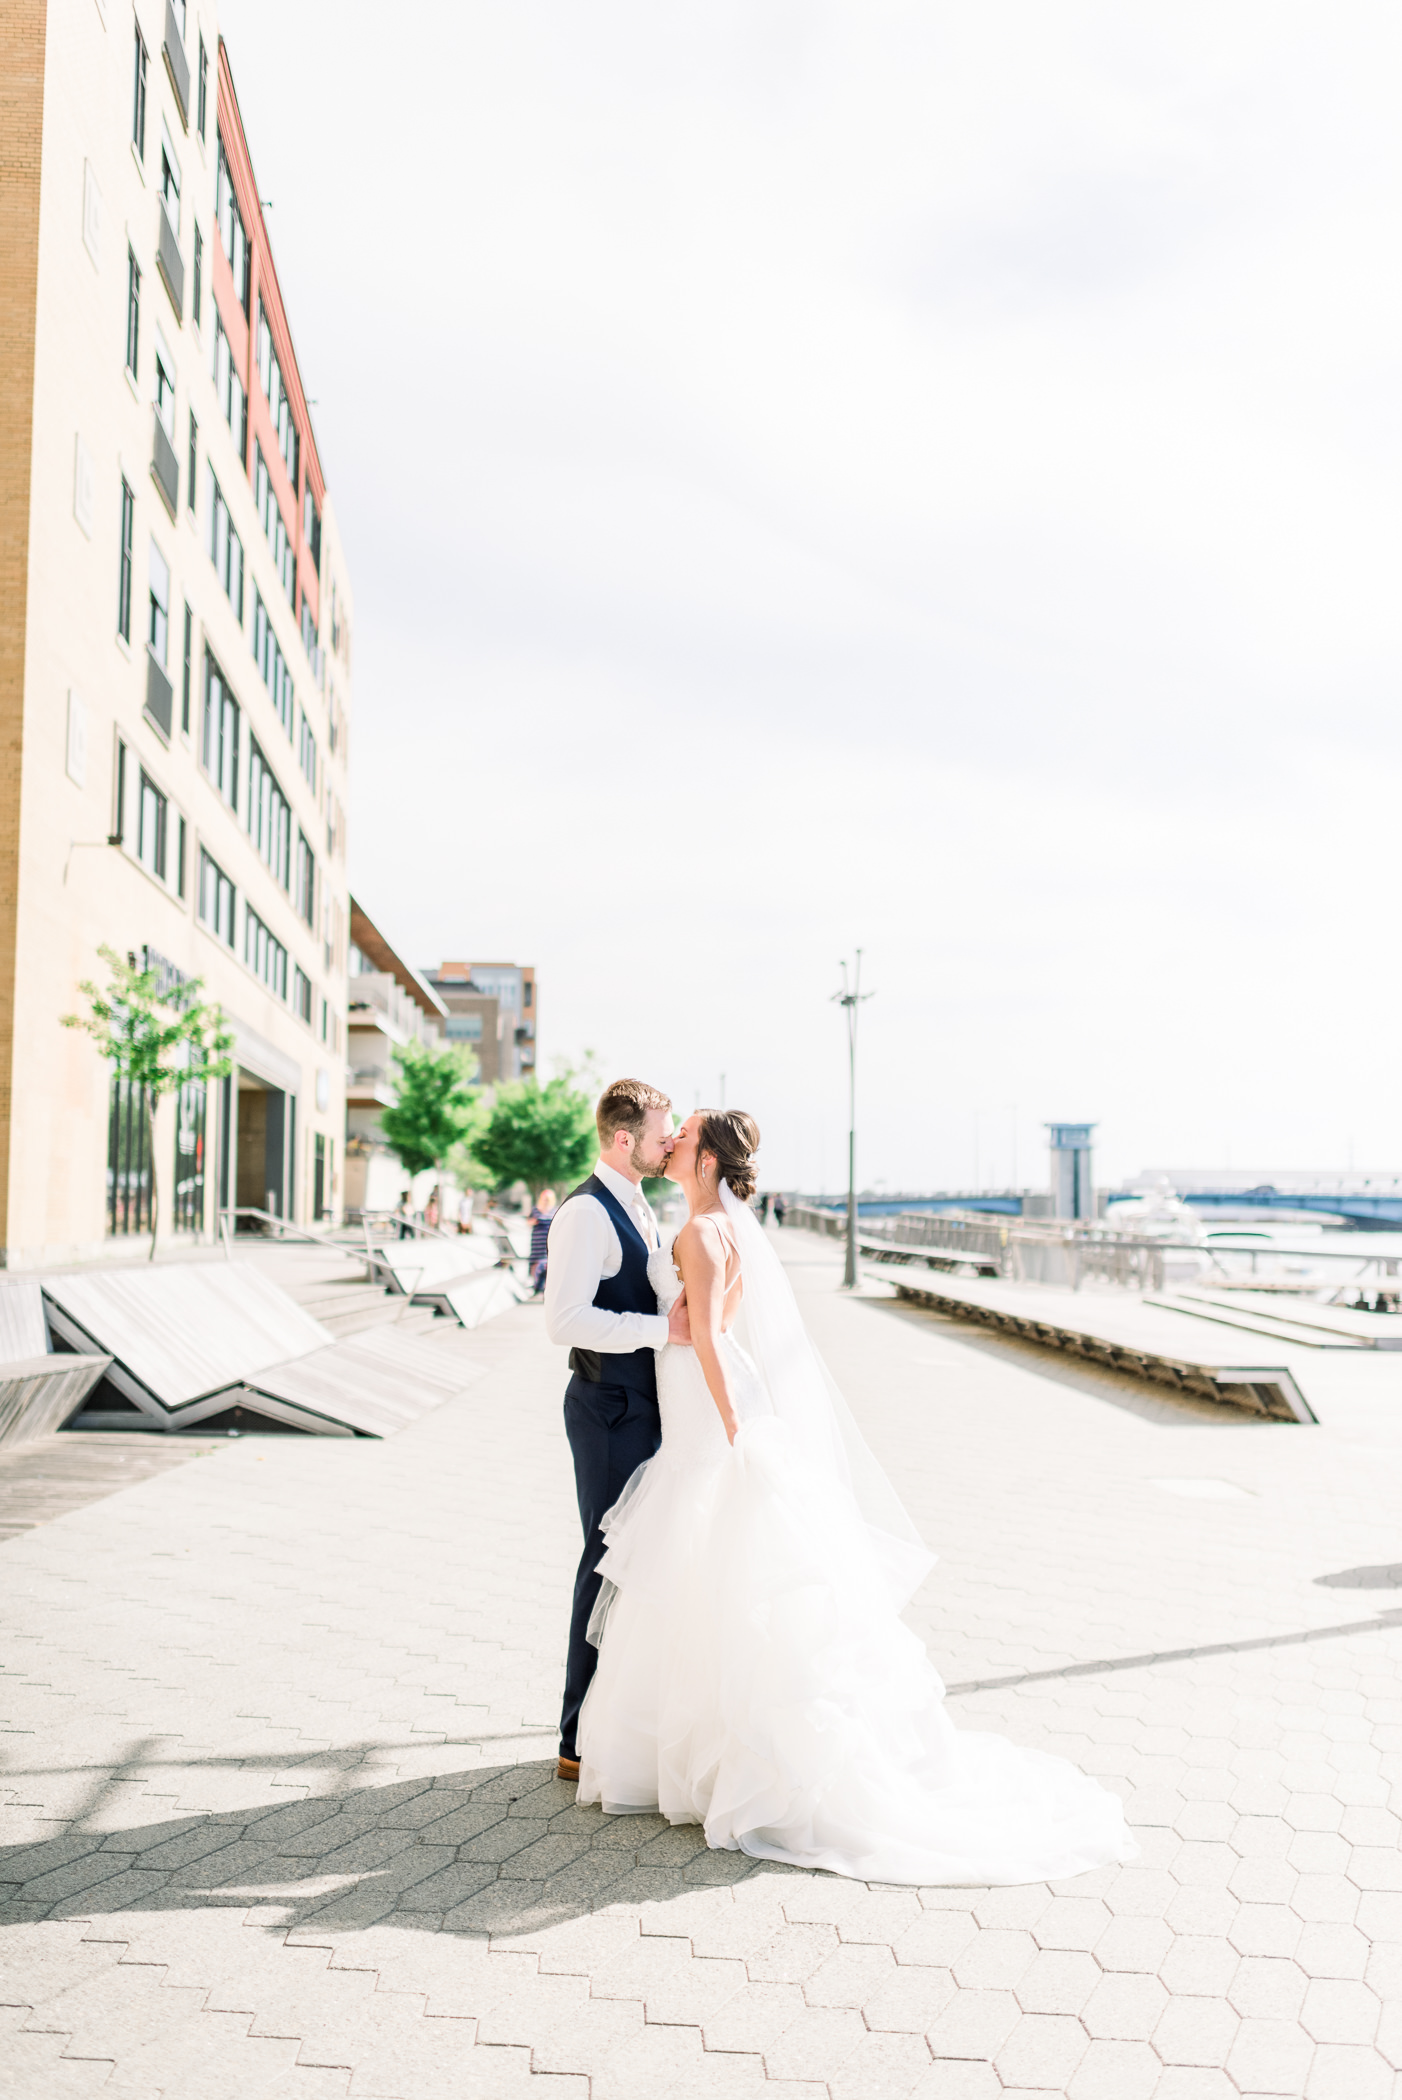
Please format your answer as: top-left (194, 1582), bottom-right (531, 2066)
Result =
top-left (147, 1093), bottom-right (159, 1263)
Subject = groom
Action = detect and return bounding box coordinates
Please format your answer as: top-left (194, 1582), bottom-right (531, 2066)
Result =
top-left (544, 1078), bottom-right (690, 1780)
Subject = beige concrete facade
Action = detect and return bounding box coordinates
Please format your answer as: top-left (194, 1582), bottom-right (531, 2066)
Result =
top-left (0, 1), bottom-right (352, 1266)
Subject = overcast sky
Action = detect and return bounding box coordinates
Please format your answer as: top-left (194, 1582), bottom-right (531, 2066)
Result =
top-left (219, 0), bottom-right (1400, 1194)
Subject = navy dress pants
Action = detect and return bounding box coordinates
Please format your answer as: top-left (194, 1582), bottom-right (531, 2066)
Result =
top-left (560, 1371), bottom-right (661, 1759)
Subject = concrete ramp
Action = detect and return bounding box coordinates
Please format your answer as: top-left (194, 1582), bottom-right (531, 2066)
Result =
top-left (244, 1328), bottom-right (488, 1437)
top-left (375, 1238), bottom-right (531, 1328)
top-left (443, 1268), bottom-right (533, 1329)
top-left (45, 1262), bottom-right (477, 1438)
top-left (0, 1278), bottom-right (110, 1451)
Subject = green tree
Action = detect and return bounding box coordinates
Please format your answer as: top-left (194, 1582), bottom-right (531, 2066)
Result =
top-left (62, 945), bottom-right (234, 1261)
top-left (379, 1040), bottom-right (480, 1180)
top-left (470, 1074), bottom-right (596, 1197)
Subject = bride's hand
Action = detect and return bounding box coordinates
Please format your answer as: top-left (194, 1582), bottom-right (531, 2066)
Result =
top-left (666, 1291), bottom-right (692, 1347)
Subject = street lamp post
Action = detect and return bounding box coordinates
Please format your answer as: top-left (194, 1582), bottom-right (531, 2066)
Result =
top-left (832, 951), bottom-right (873, 1290)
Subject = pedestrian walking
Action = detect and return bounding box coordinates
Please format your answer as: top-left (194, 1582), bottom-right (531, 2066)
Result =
top-left (529, 1188), bottom-right (557, 1295)
top-left (772, 1191), bottom-right (787, 1227)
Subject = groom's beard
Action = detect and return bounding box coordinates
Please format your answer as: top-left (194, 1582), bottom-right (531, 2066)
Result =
top-left (633, 1144), bottom-right (672, 1180)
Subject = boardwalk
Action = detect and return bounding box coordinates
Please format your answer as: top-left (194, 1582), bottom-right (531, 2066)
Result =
top-left (4, 1231), bottom-right (1402, 2098)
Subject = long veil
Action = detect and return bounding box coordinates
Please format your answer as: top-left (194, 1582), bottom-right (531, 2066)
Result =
top-left (720, 1181), bottom-right (935, 1608)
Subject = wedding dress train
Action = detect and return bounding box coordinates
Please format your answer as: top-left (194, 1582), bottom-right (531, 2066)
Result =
top-left (576, 1198), bottom-right (1135, 1885)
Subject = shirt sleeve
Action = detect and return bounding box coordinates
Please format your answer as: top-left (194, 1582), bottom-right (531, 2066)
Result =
top-left (543, 1196), bottom-right (669, 1353)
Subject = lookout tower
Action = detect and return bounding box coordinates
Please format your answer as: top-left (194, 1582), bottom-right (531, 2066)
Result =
top-left (1047, 1123), bottom-right (1096, 1221)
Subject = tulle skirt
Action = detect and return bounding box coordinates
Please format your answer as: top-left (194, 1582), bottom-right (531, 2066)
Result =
top-left (576, 1383), bottom-right (1136, 1885)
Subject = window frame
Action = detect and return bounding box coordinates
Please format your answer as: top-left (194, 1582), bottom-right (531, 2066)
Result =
top-left (201, 649), bottom-right (241, 811)
top-left (132, 25), bottom-right (148, 159)
top-left (137, 769), bottom-right (168, 881)
top-left (198, 845), bottom-right (236, 947)
top-left (125, 249), bottom-right (141, 376)
top-left (117, 479), bottom-right (135, 641)
top-left (147, 538), bottom-right (170, 666)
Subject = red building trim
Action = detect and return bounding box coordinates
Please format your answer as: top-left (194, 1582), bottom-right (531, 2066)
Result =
top-left (214, 40), bottom-right (325, 635)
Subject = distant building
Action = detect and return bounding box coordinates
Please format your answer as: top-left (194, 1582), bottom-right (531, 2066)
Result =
top-left (344, 901), bottom-right (446, 1216)
top-left (0, 18), bottom-right (351, 1260)
top-left (422, 962), bottom-right (537, 1087)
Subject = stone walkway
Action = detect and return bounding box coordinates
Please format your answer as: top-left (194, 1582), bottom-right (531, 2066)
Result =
top-left (4, 1230), bottom-right (1402, 2098)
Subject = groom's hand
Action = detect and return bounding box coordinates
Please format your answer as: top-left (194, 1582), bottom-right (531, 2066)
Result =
top-left (667, 1291), bottom-right (692, 1347)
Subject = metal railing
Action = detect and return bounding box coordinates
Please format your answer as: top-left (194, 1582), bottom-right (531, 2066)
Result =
top-left (788, 1201), bottom-right (1402, 1306)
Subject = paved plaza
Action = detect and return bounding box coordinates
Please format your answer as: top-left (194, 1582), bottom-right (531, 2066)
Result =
top-left (5, 1231), bottom-right (1402, 2098)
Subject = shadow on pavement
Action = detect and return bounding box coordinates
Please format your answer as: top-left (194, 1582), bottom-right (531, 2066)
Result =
top-left (0, 1750), bottom-right (767, 1941)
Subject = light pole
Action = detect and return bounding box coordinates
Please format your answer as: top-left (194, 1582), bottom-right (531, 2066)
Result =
top-left (832, 951), bottom-right (873, 1290)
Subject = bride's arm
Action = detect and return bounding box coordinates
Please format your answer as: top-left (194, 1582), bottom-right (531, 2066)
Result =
top-left (674, 1219), bottom-right (739, 1445)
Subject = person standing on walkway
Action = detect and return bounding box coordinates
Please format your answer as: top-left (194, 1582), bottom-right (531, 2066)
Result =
top-left (544, 1079), bottom-right (690, 1781)
top-left (528, 1188), bottom-right (557, 1294)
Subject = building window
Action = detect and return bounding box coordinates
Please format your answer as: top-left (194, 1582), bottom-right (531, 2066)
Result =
top-left (293, 967), bottom-right (312, 1025)
top-left (445, 1014), bottom-right (483, 1041)
top-left (117, 480), bottom-right (135, 641)
top-left (159, 121), bottom-right (181, 234)
top-left (114, 738), bottom-right (128, 843)
top-left (245, 907), bottom-right (288, 999)
top-left (132, 26), bottom-right (148, 159)
top-left (198, 847), bottom-right (235, 945)
top-left (125, 249), bottom-right (141, 375)
top-left (213, 311), bottom-right (247, 457)
top-left (176, 813), bottom-right (187, 897)
top-left (108, 1076), bottom-right (153, 1237)
top-left (254, 444), bottom-right (295, 601)
top-left (248, 737), bottom-right (291, 889)
top-left (300, 599), bottom-right (319, 671)
top-left (297, 710), bottom-right (317, 792)
top-left (181, 602), bottom-right (193, 732)
top-left (252, 591), bottom-right (295, 739)
top-left (187, 410), bottom-right (197, 512)
top-left (208, 468), bottom-right (244, 622)
top-left (196, 36), bottom-right (208, 139)
top-left (154, 343), bottom-right (176, 449)
top-left (255, 302), bottom-right (299, 483)
top-left (137, 770), bottom-right (167, 880)
top-left (303, 486), bottom-right (321, 572)
top-left (192, 222), bottom-right (202, 329)
top-left (215, 134), bottom-right (249, 310)
top-left (202, 651), bottom-right (239, 807)
top-left (173, 1077), bottom-right (206, 1232)
top-left (148, 539), bottom-right (169, 664)
top-left (295, 830), bottom-right (315, 928)
top-left (524, 981), bottom-right (533, 1009)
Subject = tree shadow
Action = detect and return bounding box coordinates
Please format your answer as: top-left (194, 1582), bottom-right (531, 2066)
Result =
top-left (0, 1744), bottom-right (771, 1944)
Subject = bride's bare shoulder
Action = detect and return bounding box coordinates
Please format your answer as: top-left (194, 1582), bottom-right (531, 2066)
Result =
top-left (674, 1214), bottom-right (726, 1268)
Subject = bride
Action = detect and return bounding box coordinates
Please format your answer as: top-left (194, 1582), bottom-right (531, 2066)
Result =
top-left (575, 1108), bottom-right (1136, 1884)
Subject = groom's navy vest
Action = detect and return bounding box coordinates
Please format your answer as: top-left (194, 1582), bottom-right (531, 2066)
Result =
top-left (553, 1174), bottom-right (659, 1400)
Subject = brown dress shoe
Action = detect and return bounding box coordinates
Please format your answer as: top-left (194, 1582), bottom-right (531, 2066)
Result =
top-left (558, 1755), bottom-right (580, 1782)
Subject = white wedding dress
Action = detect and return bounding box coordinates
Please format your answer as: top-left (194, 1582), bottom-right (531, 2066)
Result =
top-left (576, 1194), bottom-right (1136, 1885)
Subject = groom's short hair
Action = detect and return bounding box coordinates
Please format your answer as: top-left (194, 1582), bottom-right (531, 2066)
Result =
top-left (597, 1077), bottom-right (672, 1149)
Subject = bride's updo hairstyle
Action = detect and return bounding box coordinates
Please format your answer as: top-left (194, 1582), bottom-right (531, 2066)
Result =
top-left (697, 1110), bottom-right (760, 1204)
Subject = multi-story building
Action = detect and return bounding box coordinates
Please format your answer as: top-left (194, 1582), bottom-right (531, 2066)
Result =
top-left (345, 901), bottom-right (446, 1216)
top-left (421, 962), bottom-right (537, 1087)
top-left (0, 6), bottom-right (352, 1263)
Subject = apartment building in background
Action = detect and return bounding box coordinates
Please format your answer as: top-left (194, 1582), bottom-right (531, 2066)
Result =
top-left (421, 962), bottom-right (537, 1087)
top-left (345, 901), bottom-right (446, 1215)
top-left (0, 3), bottom-right (352, 1263)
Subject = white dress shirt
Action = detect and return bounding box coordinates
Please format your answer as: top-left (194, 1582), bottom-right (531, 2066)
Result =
top-left (543, 1159), bottom-right (669, 1355)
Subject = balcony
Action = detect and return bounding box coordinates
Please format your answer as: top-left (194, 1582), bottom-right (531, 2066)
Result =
top-left (162, 0), bottom-right (190, 126)
top-left (156, 198), bottom-right (183, 319)
top-left (150, 407), bottom-right (178, 518)
top-left (144, 650), bottom-right (173, 741)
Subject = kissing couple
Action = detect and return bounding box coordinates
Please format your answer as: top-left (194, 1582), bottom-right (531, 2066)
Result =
top-left (543, 1077), bottom-right (1135, 1884)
